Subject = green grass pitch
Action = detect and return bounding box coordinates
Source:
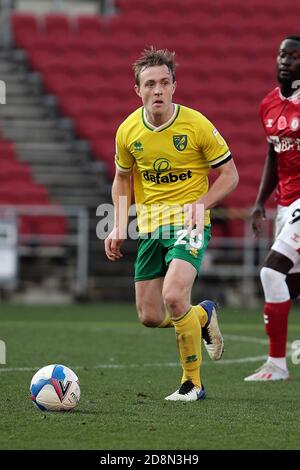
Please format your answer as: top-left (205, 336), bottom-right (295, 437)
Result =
top-left (0, 303), bottom-right (300, 450)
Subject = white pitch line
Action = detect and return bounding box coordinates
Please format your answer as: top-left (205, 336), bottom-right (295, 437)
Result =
top-left (224, 334), bottom-right (270, 345)
top-left (224, 334), bottom-right (292, 348)
top-left (214, 355), bottom-right (267, 364)
top-left (0, 335), bottom-right (293, 372)
top-left (0, 356), bottom-right (269, 372)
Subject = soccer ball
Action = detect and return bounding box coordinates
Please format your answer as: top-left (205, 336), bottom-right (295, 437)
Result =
top-left (30, 364), bottom-right (80, 411)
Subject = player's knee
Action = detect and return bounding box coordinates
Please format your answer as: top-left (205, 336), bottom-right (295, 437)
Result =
top-left (260, 266), bottom-right (285, 289)
top-left (260, 267), bottom-right (290, 302)
top-left (136, 303), bottom-right (160, 328)
top-left (140, 317), bottom-right (160, 328)
top-left (162, 290), bottom-right (184, 315)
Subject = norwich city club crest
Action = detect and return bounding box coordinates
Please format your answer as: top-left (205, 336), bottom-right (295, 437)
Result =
top-left (173, 135), bottom-right (187, 151)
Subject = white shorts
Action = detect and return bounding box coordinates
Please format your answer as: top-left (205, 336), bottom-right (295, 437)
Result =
top-left (272, 198), bottom-right (300, 273)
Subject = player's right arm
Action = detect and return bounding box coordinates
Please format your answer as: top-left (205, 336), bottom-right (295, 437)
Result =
top-left (252, 143), bottom-right (278, 238)
top-left (104, 169), bottom-right (132, 261)
top-left (105, 123), bottom-right (134, 261)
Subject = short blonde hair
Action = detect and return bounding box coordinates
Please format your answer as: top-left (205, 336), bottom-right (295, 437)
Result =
top-left (133, 46), bottom-right (177, 86)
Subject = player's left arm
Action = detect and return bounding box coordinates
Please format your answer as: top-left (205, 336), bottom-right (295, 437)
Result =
top-left (199, 159), bottom-right (239, 209)
top-left (185, 159), bottom-right (239, 234)
top-left (185, 119), bottom-right (239, 233)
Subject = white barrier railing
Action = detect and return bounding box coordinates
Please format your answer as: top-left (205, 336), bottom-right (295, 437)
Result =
top-left (0, 204), bottom-right (89, 296)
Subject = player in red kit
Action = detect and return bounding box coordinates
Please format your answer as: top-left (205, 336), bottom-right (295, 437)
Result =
top-left (245, 36), bottom-right (300, 381)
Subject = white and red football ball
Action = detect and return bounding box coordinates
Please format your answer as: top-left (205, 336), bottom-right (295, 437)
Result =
top-left (30, 364), bottom-right (80, 411)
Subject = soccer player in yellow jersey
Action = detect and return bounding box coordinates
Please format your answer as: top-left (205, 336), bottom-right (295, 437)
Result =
top-left (105, 47), bottom-right (239, 401)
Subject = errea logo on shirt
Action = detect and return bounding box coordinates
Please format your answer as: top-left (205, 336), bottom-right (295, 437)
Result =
top-left (133, 141), bottom-right (143, 151)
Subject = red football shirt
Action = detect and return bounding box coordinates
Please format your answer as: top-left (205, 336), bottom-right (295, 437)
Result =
top-left (260, 86), bottom-right (300, 206)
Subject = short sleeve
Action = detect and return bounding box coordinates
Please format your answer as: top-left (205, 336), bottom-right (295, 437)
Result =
top-left (115, 125), bottom-right (135, 172)
top-left (198, 118), bottom-right (232, 168)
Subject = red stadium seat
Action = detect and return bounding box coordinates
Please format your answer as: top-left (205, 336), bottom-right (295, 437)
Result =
top-left (42, 72), bottom-right (73, 95)
top-left (91, 138), bottom-right (115, 179)
top-left (70, 59), bottom-right (106, 78)
top-left (11, 12), bottom-right (39, 31)
top-left (58, 96), bottom-right (90, 119)
top-left (19, 213), bottom-right (67, 244)
top-left (26, 33), bottom-right (61, 54)
top-left (67, 34), bottom-right (121, 55)
top-left (44, 14), bottom-right (73, 34)
top-left (76, 15), bottom-right (104, 35)
top-left (11, 13), bottom-right (40, 48)
top-left (74, 72), bottom-right (131, 100)
top-left (0, 185), bottom-right (19, 204)
top-left (30, 53), bottom-right (71, 76)
top-left (47, 35), bottom-right (91, 55)
top-left (0, 161), bottom-right (32, 183)
top-left (114, 0), bottom-right (150, 17)
top-left (0, 179), bottom-right (67, 243)
top-left (35, 208), bottom-right (67, 245)
top-left (106, 15), bottom-right (141, 36)
top-left (57, 49), bottom-right (90, 66)
top-left (0, 181), bottom-right (52, 240)
top-left (13, 182), bottom-right (50, 205)
top-left (0, 141), bottom-right (17, 159)
top-left (75, 117), bottom-right (116, 140)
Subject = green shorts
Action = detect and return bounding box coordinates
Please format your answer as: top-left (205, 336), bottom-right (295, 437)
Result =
top-left (134, 225), bottom-right (211, 282)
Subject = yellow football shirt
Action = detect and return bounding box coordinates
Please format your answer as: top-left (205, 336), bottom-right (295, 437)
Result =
top-left (115, 104), bottom-right (231, 234)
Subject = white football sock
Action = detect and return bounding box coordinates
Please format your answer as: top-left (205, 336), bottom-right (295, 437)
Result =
top-left (268, 356), bottom-right (287, 370)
